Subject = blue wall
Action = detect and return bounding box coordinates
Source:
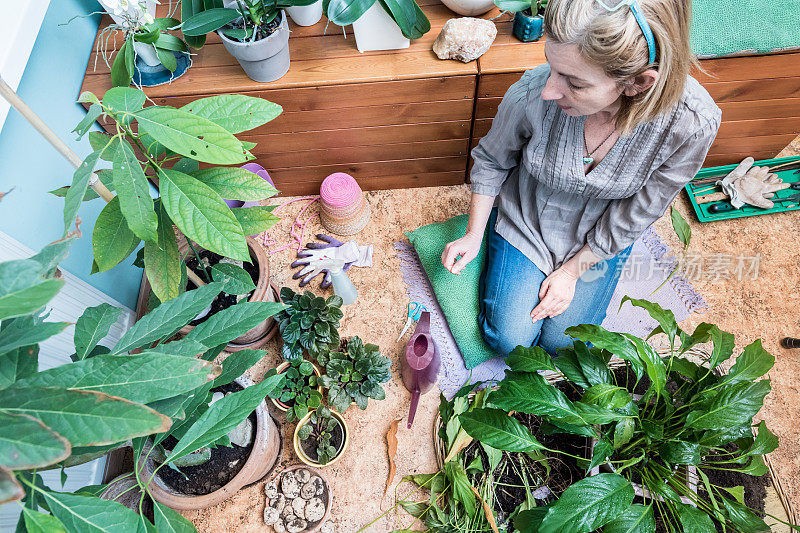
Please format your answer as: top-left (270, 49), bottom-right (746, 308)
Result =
top-left (0, 0), bottom-right (142, 309)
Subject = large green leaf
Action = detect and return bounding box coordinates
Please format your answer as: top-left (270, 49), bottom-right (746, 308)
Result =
top-left (135, 106), bottom-right (247, 165)
top-left (565, 324), bottom-right (644, 378)
top-left (603, 503), bottom-right (655, 533)
top-left (181, 0), bottom-right (207, 48)
top-left (74, 303), bottom-right (123, 361)
top-left (623, 334), bottom-right (666, 397)
top-left (165, 373), bottom-right (283, 462)
top-left (539, 473), bottom-right (635, 533)
top-left (621, 297), bottom-right (678, 347)
top-left (111, 137), bottom-right (158, 242)
top-left (36, 488), bottom-right (150, 533)
top-left (0, 319), bottom-right (68, 355)
top-left (158, 169), bottom-right (249, 261)
top-left (658, 440), bottom-right (701, 465)
top-left (0, 386), bottom-right (170, 446)
top-left (553, 349), bottom-right (591, 389)
top-left (722, 496), bottom-right (770, 532)
top-left (154, 501), bottom-right (197, 533)
top-left (110, 38), bottom-right (133, 87)
top-left (211, 349), bottom-right (265, 388)
top-left (746, 420), bottom-right (778, 456)
top-left (181, 7), bottom-right (240, 36)
top-left (111, 281), bottom-right (223, 354)
top-left (721, 340), bottom-right (774, 385)
top-left (92, 196), bottom-right (141, 273)
top-left (574, 340), bottom-right (612, 386)
top-left (677, 502), bottom-right (717, 532)
top-left (378, 0), bottom-right (415, 39)
top-left (144, 202), bottom-right (183, 302)
top-left (0, 466), bottom-right (23, 504)
top-left (191, 167), bottom-right (279, 200)
top-left (102, 87), bottom-right (145, 122)
top-left (22, 507), bottom-right (67, 533)
top-left (181, 95), bottom-right (282, 134)
top-left (0, 344), bottom-right (38, 388)
top-left (581, 384), bottom-right (632, 410)
top-left (442, 460), bottom-right (476, 517)
top-left (459, 408), bottom-right (544, 452)
top-left (0, 259), bottom-right (63, 320)
top-left (686, 380), bottom-right (771, 430)
top-left (63, 151), bottom-right (102, 235)
top-left (72, 103), bottom-right (102, 140)
top-left (505, 345), bottom-right (557, 373)
top-left (13, 352), bottom-right (220, 404)
top-left (706, 325), bottom-right (736, 369)
top-left (491, 371), bottom-right (582, 424)
top-left (231, 206), bottom-right (281, 235)
top-left (0, 412), bottom-right (70, 469)
top-left (671, 205), bottom-right (692, 248)
top-left (326, 0), bottom-right (376, 25)
top-left (211, 263), bottom-right (257, 295)
top-left (183, 300), bottom-right (284, 347)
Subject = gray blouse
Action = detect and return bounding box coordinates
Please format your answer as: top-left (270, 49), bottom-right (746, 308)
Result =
top-left (470, 64), bottom-right (722, 274)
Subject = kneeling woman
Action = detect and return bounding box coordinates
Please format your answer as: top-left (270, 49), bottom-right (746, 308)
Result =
top-left (442, 0), bottom-right (720, 356)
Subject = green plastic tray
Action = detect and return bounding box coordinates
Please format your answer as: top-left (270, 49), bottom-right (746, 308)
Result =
top-left (685, 155), bottom-right (800, 222)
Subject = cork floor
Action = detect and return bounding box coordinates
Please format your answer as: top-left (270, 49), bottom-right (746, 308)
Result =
top-left (180, 136), bottom-right (800, 532)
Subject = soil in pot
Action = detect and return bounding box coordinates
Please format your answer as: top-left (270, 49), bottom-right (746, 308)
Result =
top-left (220, 12), bottom-right (282, 42)
top-left (299, 417), bottom-right (345, 464)
top-left (156, 382), bottom-right (257, 496)
top-left (185, 249), bottom-right (258, 327)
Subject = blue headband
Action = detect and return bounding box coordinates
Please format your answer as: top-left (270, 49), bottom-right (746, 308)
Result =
top-left (596, 0), bottom-right (657, 65)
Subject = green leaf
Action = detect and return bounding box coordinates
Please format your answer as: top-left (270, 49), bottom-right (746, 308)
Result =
top-left (156, 46), bottom-right (178, 72)
top-left (110, 39), bottom-right (133, 87)
top-left (192, 167), bottom-right (279, 201)
top-left (0, 386), bottom-right (169, 446)
top-left (87, 133), bottom-right (116, 162)
top-left (211, 263), bottom-right (257, 295)
top-left (677, 502), bottom-right (717, 533)
top-left (671, 205), bottom-right (691, 248)
top-left (111, 281), bottom-right (224, 354)
top-left (22, 507), bottom-right (67, 533)
top-left (211, 349), bottom-right (266, 388)
top-left (613, 418), bottom-right (635, 449)
top-left (722, 339), bottom-right (774, 385)
top-left (158, 169), bottom-right (249, 261)
top-left (154, 33), bottom-right (188, 52)
top-left (232, 206), bottom-right (281, 236)
top-left (154, 501), bottom-right (197, 533)
top-left (706, 325), bottom-right (736, 369)
top-left (102, 86), bottom-right (145, 116)
top-left (135, 105), bottom-right (247, 165)
top-left (553, 349), bottom-right (591, 389)
top-left (506, 345), bottom-right (557, 373)
top-left (181, 95), bottom-right (282, 134)
top-left (588, 437), bottom-right (613, 470)
top-left (491, 371), bottom-right (583, 423)
top-left (459, 408), bottom-right (544, 452)
top-left (184, 300), bottom-right (284, 347)
top-left (514, 508), bottom-right (548, 532)
top-left (574, 340), bottom-right (612, 386)
top-left (582, 384), bottom-right (632, 410)
top-left (0, 320), bottom-right (68, 355)
top-left (165, 373), bottom-right (283, 462)
top-left (747, 420), bottom-right (778, 456)
top-left (74, 303), bottom-right (122, 361)
top-left (72, 104), bottom-right (102, 140)
top-left (36, 488), bottom-right (150, 533)
top-left (144, 202), bottom-right (183, 302)
top-left (0, 259), bottom-right (64, 320)
top-left (494, 0), bottom-right (531, 11)
top-left (443, 461), bottom-right (475, 517)
top-left (686, 380), bottom-right (771, 430)
top-left (540, 473), bottom-right (635, 533)
top-left (720, 496), bottom-right (769, 532)
top-left (111, 137), bottom-right (157, 242)
top-left (92, 196), bottom-right (141, 273)
top-left (63, 151), bottom-right (101, 235)
top-left (0, 412), bottom-right (70, 469)
top-left (658, 440), bottom-right (701, 465)
top-left (0, 466), bottom-right (23, 505)
top-left (603, 503), bottom-right (655, 533)
top-left (620, 297), bottom-right (678, 347)
top-left (0, 343), bottom-right (38, 386)
top-left (565, 324), bottom-right (644, 379)
top-left (13, 352), bottom-right (220, 404)
top-left (181, 7), bottom-right (240, 36)
top-left (623, 334), bottom-right (666, 397)
top-left (326, 0), bottom-right (376, 26)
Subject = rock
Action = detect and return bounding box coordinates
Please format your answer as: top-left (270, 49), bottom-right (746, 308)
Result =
top-left (291, 497), bottom-right (306, 520)
top-left (320, 522), bottom-right (336, 533)
top-left (281, 504), bottom-right (295, 519)
top-left (295, 468), bottom-right (311, 484)
top-left (265, 481), bottom-right (279, 499)
top-left (228, 418), bottom-right (253, 447)
top-left (270, 494), bottom-right (286, 513)
top-left (300, 480), bottom-right (317, 500)
top-left (281, 472), bottom-right (300, 498)
top-left (305, 497), bottom-right (326, 523)
top-left (286, 519), bottom-right (308, 533)
top-left (274, 519), bottom-right (287, 533)
top-left (264, 506), bottom-right (280, 525)
top-left (432, 17), bottom-right (497, 63)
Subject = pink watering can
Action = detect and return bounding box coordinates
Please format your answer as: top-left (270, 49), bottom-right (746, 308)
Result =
top-left (400, 309), bottom-right (441, 429)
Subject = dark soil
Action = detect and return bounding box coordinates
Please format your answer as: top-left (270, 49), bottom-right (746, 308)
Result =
top-left (299, 417), bottom-right (344, 464)
top-left (220, 11), bottom-right (282, 42)
top-left (157, 382), bottom-right (256, 496)
top-left (185, 249), bottom-right (258, 326)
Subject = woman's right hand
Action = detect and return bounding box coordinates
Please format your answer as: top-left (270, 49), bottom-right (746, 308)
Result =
top-left (441, 231), bottom-right (483, 275)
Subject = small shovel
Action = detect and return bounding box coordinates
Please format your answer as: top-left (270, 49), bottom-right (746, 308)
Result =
top-left (400, 311), bottom-right (441, 429)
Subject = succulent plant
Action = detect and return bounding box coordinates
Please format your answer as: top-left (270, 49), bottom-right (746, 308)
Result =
top-left (277, 287), bottom-right (343, 362)
top-left (297, 406), bottom-right (341, 465)
top-left (266, 359), bottom-right (322, 422)
top-left (317, 337), bottom-right (391, 413)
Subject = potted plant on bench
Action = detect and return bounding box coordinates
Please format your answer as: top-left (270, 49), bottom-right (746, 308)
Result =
top-left (324, 0), bottom-right (431, 53)
top-left (494, 0), bottom-right (547, 42)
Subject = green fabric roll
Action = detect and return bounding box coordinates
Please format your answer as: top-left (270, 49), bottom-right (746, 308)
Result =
top-left (406, 215), bottom-right (499, 369)
top-left (691, 0), bottom-right (800, 57)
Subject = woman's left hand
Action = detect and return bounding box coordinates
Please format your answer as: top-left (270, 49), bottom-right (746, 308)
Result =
top-left (530, 267), bottom-right (579, 322)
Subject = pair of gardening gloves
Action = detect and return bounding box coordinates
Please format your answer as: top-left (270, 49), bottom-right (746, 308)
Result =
top-left (291, 234), bottom-right (373, 289)
top-left (717, 157), bottom-right (790, 208)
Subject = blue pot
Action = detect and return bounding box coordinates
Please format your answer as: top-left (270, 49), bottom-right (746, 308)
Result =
top-left (513, 10), bottom-right (544, 42)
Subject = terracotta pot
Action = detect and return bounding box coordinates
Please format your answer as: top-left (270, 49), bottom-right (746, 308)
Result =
top-left (293, 410), bottom-right (349, 468)
top-left (268, 465), bottom-right (332, 532)
top-left (224, 281), bottom-right (281, 353)
top-left (178, 237), bottom-right (273, 347)
top-left (270, 360), bottom-right (324, 413)
top-left (138, 376), bottom-right (282, 510)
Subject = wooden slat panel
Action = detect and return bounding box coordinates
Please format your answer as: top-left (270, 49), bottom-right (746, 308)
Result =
top-left (269, 155), bottom-right (465, 179)
top-left (473, 118), bottom-right (492, 139)
top-left (707, 133), bottom-right (798, 155)
top-left (693, 52), bottom-right (800, 84)
top-left (704, 77), bottom-right (800, 103)
top-left (703, 152), bottom-right (782, 168)
top-left (477, 72), bottom-right (523, 98)
top-left (476, 97), bottom-right (500, 119)
top-left (273, 170), bottom-right (466, 196)
top-left (717, 117), bottom-right (800, 139)
top-left (718, 97), bottom-right (800, 122)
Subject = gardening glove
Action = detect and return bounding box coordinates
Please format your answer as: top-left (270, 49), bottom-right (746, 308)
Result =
top-left (730, 166), bottom-right (789, 208)
top-left (292, 235), bottom-right (372, 288)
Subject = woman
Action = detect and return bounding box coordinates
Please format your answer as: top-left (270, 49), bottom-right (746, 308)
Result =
top-left (441, 0), bottom-right (721, 356)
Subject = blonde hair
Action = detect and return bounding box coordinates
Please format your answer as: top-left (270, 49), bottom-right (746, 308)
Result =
top-left (544, 0), bottom-right (696, 133)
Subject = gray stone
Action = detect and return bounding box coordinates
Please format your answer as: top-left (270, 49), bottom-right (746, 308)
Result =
top-left (305, 497), bottom-right (326, 523)
top-left (432, 17), bottom-right (497, 63)
top-left (265, 481), bottom-right (279, 499)
top-left (228, 417), bottom-right (253, 447)
top-left (286, 519), bottom-right (308, 533)
top-left (291, 497), bottom-right (306, 520)
top-left (270, 494), bottom-right (287, 513)
top-left (309, 476), bottom-right (325, 496)
top-left (319, 522), bottom-right (336, 533)
top-left (300, 480), bottom-right (317, 500)
top-left (295, 468), bottom-right (311, 484)
top-left (273, 519), bottom-right (287, 533)
top-left (281, 504), bottom-right (295, 519)
top-left (264, 506), bottom-right (280, 526)
top-left (281, 472), bottom-right (300, 498)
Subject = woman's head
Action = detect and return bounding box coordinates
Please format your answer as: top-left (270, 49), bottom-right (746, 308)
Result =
top-left (541, 0), bottom-right (695, 132)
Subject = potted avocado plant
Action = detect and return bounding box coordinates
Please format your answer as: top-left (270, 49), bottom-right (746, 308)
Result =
top-left (293, 406), bottom-right (350, 467)
top-left (181, 0), bottom-right (318, 82)
top-left (324, 0), bottom-right (431, 53)
top-left (316, 336), bottom-right (392, 412)
top-left (266, 358), bottom-right (324, 421)
top-left (495, 0), bottom-right (547, 42)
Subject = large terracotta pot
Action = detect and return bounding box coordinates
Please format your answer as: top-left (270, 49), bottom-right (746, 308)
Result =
top-left (138, 376), bottom-right (282, 510)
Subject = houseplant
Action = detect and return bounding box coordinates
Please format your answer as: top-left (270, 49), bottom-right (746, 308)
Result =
top-left (266, 358), bottom-right (324, 421)
top-left (0, 235), bottom-right (285, 530)
top-left (316, 336), bottom-right (391, 412)
top-left (294, 406), bottom-right (350, 467)
top-left (276, 287), bottom-right (343, 362)
top-left (324, 0), bottom-right (431, 53)
top-left (181, 0), bottom-right (318, 82)
top-left (455, 297), bottom-right (789, 532)
top-left (494, 0), bottom-right (547, 42)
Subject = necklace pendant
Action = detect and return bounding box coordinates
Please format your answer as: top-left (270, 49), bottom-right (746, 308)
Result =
top-left (583, 156), bottom-right (594, 165)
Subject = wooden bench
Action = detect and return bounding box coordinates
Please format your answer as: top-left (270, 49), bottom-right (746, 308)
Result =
top-left (81, 4), bottom-right (800, 194)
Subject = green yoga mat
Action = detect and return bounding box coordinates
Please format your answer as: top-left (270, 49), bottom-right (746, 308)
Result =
top-left (691, 0), bottom-right (800, 57)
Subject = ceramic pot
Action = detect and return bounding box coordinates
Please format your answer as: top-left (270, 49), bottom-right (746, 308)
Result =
top-left (267, 465), bottom-right (333, 532)
top-left (440, 0), bottom-right (494, 16)
top-left (270, 360), bottom-right (324, 413)
top-left (352, 3), bottom-right (410, 53)
top-left (293, 410), bottom-right (350, 468)
top-left (139, 376), bottom-right (282, 510)
top-left (512, 10), bottom-right (544, 42)
top-left (223, 282), bottom-right (281, 353)
top-left (218, 11), bottom-right (291, 83)
top-left (132, 41), bottom-right (162, 66)
top-left (286, 0), bottom-right (324, 26)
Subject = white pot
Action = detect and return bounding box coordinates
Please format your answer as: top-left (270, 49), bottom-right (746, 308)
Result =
top-left (440, 0), bottom-right (494, 16)
top-left (99, 0), bottom-right (157, 28)
top-left (133, 41), bottom-right (162, 66)
top-left (352, 2), bottom-right (410, 53)
top-left (286, 0), bottom-right (323, 26)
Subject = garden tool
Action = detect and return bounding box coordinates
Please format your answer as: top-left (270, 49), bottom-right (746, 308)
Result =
top-left (707, 191), bottom-right (800, 213)
top-left (781, 337), bottom-right (800, 349)
top-left (291, 234), bottom-right (372, 288)
top-left (400, 311), bottom-right (440, 429)
top-left (396, 301), bottom-right (427, 342)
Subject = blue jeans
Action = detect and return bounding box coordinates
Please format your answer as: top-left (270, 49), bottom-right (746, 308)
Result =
top-left (478, 212), bottom-right (633, 357)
